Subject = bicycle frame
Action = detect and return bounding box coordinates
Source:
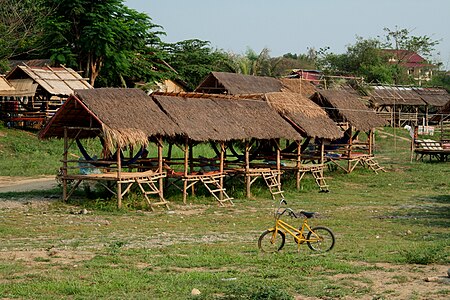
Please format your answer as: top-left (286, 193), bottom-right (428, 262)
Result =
top-left (269, 216), bottom-right (323, 250)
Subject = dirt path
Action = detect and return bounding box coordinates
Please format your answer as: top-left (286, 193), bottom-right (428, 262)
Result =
top-left (0, 176), bottom-right (58, 193)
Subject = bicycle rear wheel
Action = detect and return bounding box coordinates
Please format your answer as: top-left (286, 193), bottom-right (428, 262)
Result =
top-left (258, 229), bottom-right (285, 253)
top-left (307, 226), bottom-right (335, 252)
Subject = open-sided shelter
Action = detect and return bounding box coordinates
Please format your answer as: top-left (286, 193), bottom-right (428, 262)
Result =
top-left (39, 88), bottom-right (181, 210)
top-left (2, 64), bottom-right (92, 128)
top-left (368, 86), bottom-right (427, 127)
top-left (151, 92), bottom-right (302, 200)
top-left (311, 89), bottom-right (386, 173)
top-left (264, 92), bottom-right (343, 191)
top-left (430, 99), bottom-right (450, 144)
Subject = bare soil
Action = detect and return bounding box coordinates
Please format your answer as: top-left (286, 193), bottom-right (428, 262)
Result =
top-left (0, 177), bottom-right (449, 300)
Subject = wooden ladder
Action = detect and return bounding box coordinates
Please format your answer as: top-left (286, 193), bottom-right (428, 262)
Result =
top-left (200, 175), bottom-right (234, 206)
top-left (310, 167), bottom-right (329, 192)
top-left (135, 175), bottom-right (169, 211)
top-left (262, 170), bottom-right (285, 201)
top-left (362, 157), bottom-right (386, 174)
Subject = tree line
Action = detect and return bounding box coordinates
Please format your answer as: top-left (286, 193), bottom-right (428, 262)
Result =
top-left (0, 0), bottom-right (448, 91)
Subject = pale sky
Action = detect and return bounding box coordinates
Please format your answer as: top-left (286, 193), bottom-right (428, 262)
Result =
top-left (125, 0), bottom-right (450, 68)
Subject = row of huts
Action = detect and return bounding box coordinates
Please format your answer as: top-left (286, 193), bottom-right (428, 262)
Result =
top-left (37, 72), bottom-right (390, 209)
top-left (1, 65), bottom-right (450, 130)
top-left (2, 67), bottom-right (449, 209)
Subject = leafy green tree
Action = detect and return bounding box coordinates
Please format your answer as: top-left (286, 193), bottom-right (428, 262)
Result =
top-left (40, 0), bottom-right (166, 86)
top-left (382, 26), bottom-right (441, 59)
top-left (164, 39), bottom-right (233, 90)
top-left (0, 0), bottom-right (48, 72)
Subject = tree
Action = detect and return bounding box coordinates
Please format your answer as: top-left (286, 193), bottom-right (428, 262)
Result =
top-left (40, 0), bottom-right (165, 86)
top-left (164, 39), bottom-right (232, 90)
top-left (0, 0), bottom-right (48, 72)
top-left (382, 26), bottom-right (441, 59)
top-left (317, 28), bottom-right (441, 85)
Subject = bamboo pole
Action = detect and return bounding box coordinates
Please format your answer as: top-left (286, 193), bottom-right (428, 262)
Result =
top-left (245, 140), bottom-right (251, 198)
top-left (347, 127), bottom-right (353, 172)
top-left (188, 142), bottom-right (195, 197)
top-left (296, 141), bottom-right (301, 190)
top-left (157, 137), bottom-right (164, 201)
top-left (183, 138), bottom-right (189, 204)
top-left (219, 142), bottom-right (225, 200)
top-left (116, 145), bottom-right (122, 208)
top-left (275, 139), bottom-right (281, 184)
top-left (63, 127), bottom-right (68, 201)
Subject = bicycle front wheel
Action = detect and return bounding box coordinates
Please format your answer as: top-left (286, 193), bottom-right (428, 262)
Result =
top-left (307, 226), bottom-right (335, 252)
top-left (258, 229), bottom-right (285, 253)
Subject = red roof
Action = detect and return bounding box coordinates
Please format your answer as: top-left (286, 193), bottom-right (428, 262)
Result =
top-left (382, 49), bottom-right (434, 68)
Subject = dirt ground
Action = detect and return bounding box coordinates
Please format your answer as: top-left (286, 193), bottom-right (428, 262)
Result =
top-left (0, 175), bottom-right (57, 193)
top-left (0, 176), bottom-right (449, 299)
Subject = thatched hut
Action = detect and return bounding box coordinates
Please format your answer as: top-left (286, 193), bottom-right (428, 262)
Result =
top-left (39, 88), bottom-right (181, 209)
top-left (194, 72), bottom-right (283, 95)
top-left (2, 64), bottom-right (92, 128)
top-left (151, 93), bottom-right (301, 200)
top-left (279, 78), bottom-right (317, 98)
top-left (311, 89), bottom-right (386, 173)
top-left (368, 86), bottom-right (427, 126)
top-left (430, 99), bottom-right (450, 143)
top-left (264, 92), bottom-right (342, 190)
top-left (194, 72), bottom-right (318, 99)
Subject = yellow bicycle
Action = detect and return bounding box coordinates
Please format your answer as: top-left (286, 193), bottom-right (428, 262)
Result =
top-left (258, 199), bottom-right (335, 253)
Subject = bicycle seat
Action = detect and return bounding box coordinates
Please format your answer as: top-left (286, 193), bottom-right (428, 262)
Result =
top-left (300, 211), bottom-right (316, 218)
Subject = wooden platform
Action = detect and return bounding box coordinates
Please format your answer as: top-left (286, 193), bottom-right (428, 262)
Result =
top-left (60, 170), bottom-right (169, 210)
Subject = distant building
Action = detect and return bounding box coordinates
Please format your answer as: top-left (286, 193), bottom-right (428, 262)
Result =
top-left (382, 49), bottom-right (436, 85)
top-left (288, 69), bottom-right (322, 85)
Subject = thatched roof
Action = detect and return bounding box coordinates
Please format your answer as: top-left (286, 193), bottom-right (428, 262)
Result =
top-left (430, 99), bottom-right (450, 122)
top-left (312, 89), bottom-right (386, 131)
top-left (413, 87), bottom-right (450, 107)
top-left (152, 94), bottom-right (301, 142)
top-left (39, 88), bottom-right (181, 150)
top-left (369, 86), bottom-right (426, 107)
top-left (6, 65), bottom-right (92, 96)
top-left (264, 92), bottom-right (342, 140)
top-left (194, 72), bottom-right (282, 95)
top-left (279, 78), bottom-right (317, 98)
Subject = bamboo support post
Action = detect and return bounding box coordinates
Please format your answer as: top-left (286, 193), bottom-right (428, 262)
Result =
top-left (183, 139), bottom-right (189, 204)
top-left (296, 141), bottom-right (301, 190)
top-left (62, 127), bottom-right (68, 201)
top-left (245, 140), bottom-right (251, 198)
top-left (157, 138), bottom-right (164, 200)
top-left (275, 139), bottom-right (281, 184)
top-left (116, 145), bottom-right (122, 208)
top-left (219, 142), bottom-right (225, 200)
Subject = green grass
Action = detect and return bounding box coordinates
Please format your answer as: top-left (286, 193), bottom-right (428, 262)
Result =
top-left (0, 126), bottom-right (449, 299)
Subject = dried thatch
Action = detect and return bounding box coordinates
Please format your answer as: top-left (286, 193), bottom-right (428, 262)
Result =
top-left (194, 72), bottom-right (282, 95)
top-left (430, 99), bottom-right (450, 122)
top-left (312, 89), bottom-right (386, 131)
top-left (6, 65), bottom-right (92, 96)
top-left (369, 86), bottom-right (425, 107)
top-left (264, 92), bottom-right (342, 139)
top-left (39, 88), bottom-right (181, 150)
top-left (152, 94), bottom-right (300, 142)
top-left (413, 87), bottom-right (450, 107)
top-left (279, 78), bottom-right (317, 98)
